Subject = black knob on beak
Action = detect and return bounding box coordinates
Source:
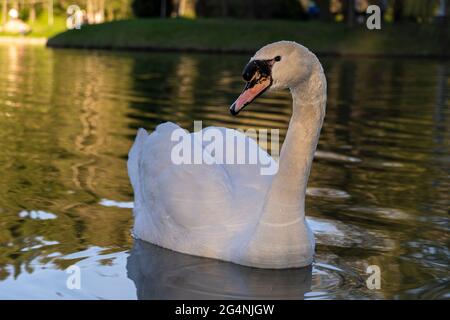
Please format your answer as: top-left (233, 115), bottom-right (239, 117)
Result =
top-left (242, 60), bottom-right (272, 82)
top-left (242, 60), bottom-right (258, 82)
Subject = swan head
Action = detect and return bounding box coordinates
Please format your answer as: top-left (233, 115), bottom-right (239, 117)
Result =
top-left (230, 41), bottom-right (317, 115)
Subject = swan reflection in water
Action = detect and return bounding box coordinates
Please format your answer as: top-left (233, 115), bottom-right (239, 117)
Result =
top-left (127, 239), bottom-right (312, 300)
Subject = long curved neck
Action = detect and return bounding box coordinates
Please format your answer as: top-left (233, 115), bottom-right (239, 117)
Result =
top-left (260, 63), bottom-right (326, 225)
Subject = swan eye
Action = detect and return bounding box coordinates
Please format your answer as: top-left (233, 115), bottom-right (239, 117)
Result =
top-left (274, 56), bottom-right (281, 62)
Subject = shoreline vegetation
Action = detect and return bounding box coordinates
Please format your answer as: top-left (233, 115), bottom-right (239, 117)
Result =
top-left (0, 17), bottom-right (447, 58)
top-left (45, 19), bottom-right (448, 58)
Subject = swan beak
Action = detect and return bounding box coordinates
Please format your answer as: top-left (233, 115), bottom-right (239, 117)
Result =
top-left (230, 60), bottom-right (273, 116)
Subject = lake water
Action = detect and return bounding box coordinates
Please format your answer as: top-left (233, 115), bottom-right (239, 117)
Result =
top-left (0, 44), bottom-right (448, 299)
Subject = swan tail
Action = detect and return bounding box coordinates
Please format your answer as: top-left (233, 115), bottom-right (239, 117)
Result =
top-left (128, 128), bottom-right (149, 216)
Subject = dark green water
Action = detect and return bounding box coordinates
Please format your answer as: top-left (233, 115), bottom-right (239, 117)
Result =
top-left (0, 44), bottom-right (448, 299)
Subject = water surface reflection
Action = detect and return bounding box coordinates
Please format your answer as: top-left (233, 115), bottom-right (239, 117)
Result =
top-left (127, 240), bottom-right (313, 300)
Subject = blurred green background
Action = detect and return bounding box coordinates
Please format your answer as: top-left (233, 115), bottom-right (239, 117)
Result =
top-left (0, 1), bottom-right (448, 56)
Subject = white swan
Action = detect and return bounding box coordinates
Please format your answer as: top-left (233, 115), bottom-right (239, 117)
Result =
top-left (128, 41), bottom-right (327, 269)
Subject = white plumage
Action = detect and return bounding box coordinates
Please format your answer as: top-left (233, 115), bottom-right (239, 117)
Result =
top-left (128, 41), bottom-right (327, 268)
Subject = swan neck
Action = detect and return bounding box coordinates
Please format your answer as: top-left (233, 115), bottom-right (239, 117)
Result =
top-left (261, 63), bottom-right (326, 222)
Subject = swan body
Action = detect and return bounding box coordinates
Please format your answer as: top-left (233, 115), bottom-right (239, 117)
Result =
top-left (128, 41), bottom-right (327, 268)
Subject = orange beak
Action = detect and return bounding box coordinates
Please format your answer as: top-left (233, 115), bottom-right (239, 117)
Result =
top-left (230, 60), bottom-right (273, 116)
